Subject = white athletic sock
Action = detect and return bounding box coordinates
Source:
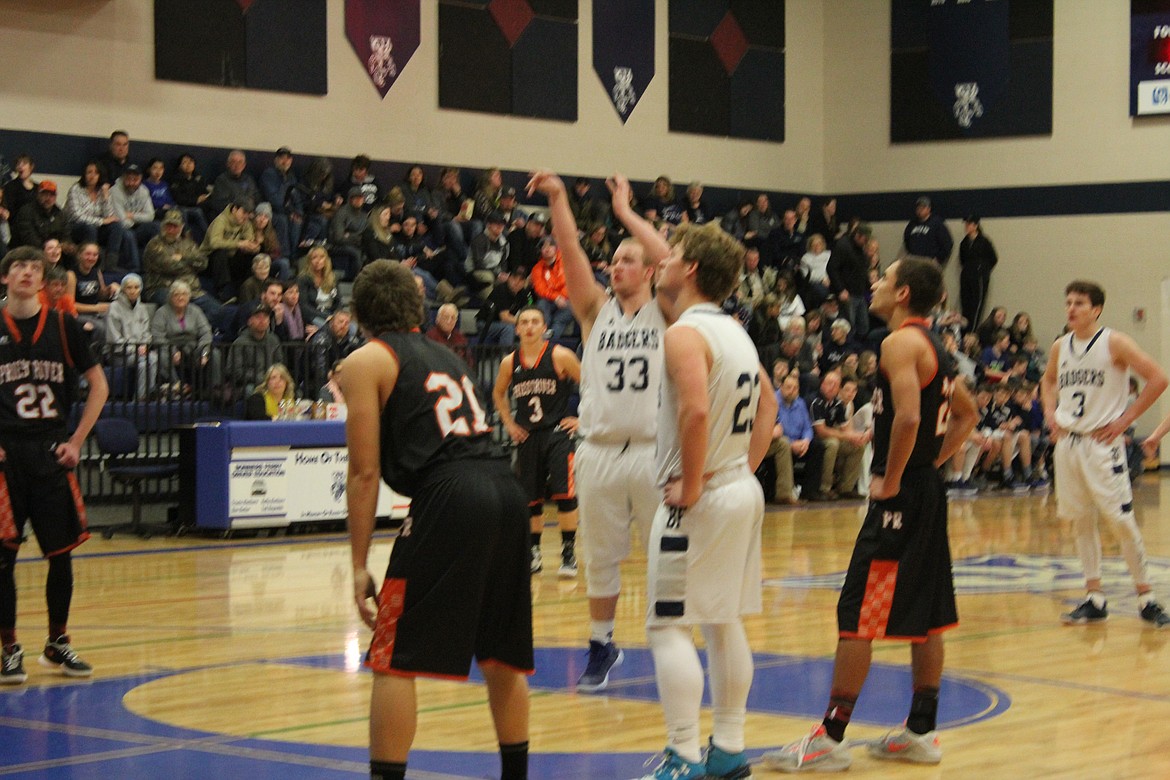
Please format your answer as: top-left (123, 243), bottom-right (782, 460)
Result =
top-left (1073, 513), bottom-right (1103, 583)
top-left (1088, 591), bottom-right (1106, 609)
top-left (1139, 592), bottom-right (1156, 608)
top-left (700, 622), bottom-right (754, 754)
top-left (647, 625), bottom-right (703, 763)
top-left (1112, 512), bottom-right (1150, 590)
top-left (590, 620), bottom-right (615, 644)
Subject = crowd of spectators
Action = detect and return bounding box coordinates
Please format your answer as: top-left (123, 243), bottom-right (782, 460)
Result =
top-left (3, 135), bottom-right (1050, 497)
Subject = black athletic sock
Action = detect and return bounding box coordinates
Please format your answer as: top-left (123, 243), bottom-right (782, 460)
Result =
top-left (822, 692), bottom-right (856, 742)
top-left (908, 686), bottom-right (939, 734)
top-left (530, 532), bottom-right (542, 548)
top-left (46, 554), bottom-right (73, 638)
top-left (369, 759), bottom-right (405, 780)
top-left (561, 529), bottom-right (576, 553)
top-left (0, 546), bottom-right (17, 646)
top-left (500, 740), bottom-right (528, 780)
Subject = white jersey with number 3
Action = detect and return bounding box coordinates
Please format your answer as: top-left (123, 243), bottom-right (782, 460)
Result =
top-left (656, 303), bottom-right (762, 486)
top-left (578, 296), bottom-right (666, 443)
top-left (1054, 327), bottom-right (1129, 434)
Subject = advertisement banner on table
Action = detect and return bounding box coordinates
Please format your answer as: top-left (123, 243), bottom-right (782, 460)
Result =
top-left (229, 447), bottom-right (401, 522)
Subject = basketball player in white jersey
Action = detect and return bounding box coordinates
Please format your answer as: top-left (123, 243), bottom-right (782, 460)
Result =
top-left (1040, 280), bottom-right (1170, 627)
top-left (527, 169), bottom-right (671, 692)
top-left (633, 221), bottom-right (776, 780)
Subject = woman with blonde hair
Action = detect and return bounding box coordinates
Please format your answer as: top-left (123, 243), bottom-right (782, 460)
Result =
top-left (297, 245), bottom-right (339, 321)
top-left (362, 203), bottom-right (396, 262)
top-left (245, 363), bottom-right (297, 420)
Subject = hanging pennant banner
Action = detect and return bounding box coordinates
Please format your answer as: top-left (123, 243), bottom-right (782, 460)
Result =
top-left (346, 0), bottom-right (420, 98)
top-left (235, 0), bottom-right (255, 11)
top-left (593, 0), bottom-right (654, 123)
top-left (927, 0), bottom-right (1010, 132)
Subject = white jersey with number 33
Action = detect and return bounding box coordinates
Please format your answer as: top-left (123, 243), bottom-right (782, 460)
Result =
top-left (578, 296), bottom-right (666, 443)
top-left (656, 303), bottom-right (762, 486)
top-left (1054, 327), bottom-right (1129, 435)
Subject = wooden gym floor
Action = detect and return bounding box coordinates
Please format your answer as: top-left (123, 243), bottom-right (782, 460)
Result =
top-left (3, 476), bottom-right (1170, 778)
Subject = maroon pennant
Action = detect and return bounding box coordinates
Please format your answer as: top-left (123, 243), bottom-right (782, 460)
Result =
top-left (346, 0), bottom-right (421, 98)
top-left (235, 0), bottom-right (255, 11)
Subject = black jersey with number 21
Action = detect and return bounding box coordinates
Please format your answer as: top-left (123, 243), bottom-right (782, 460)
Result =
top-left (375, 331), bottom-right (498, 497)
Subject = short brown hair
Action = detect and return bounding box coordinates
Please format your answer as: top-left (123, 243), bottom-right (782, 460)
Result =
top-left (0, 246), bottom-right (46, 277)
top-left (892, 257), bottom-right (944, 316)
top-left (351, 260), bottom-right (424, 335)
top-left (1065, 280), bottom-right (1105, 309)
top-left (669, 221), bottom-right (745, 302)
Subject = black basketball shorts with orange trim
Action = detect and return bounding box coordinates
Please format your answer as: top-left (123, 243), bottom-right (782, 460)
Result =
top-left (836, 466), bottom-right (957, 643)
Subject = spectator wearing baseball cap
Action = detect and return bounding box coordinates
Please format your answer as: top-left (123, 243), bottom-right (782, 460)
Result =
top-left (468, 209), bottom-right (512, 300)
top-left (959, 214), bottom-right (998, 332)
top-left (328, 186), bottom-right (370, 280)
top-left (11, 172), bottom-right (70, 251)
top-left (228, 299), bottom-right (285, 394)
top-left (903, 194), bottom-right (954, 266)
top-left (260, 146), bottom-right (303, 259)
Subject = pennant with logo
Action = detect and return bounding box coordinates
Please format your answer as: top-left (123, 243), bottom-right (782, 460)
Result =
top-left (927, 0), bottom-right (1010, 132)
top-left (593, 0), bottom-right (654, 123)
top-left (346, 0), bottom-right (420, 98)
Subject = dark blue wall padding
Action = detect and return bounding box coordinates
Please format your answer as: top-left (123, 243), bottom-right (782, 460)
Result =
top-left (154, 0), bottom-right (247, 88)
top-left (669, 38), bottom-right (730, 137)
top-left (730, 48), bottom-right (784, 142)
top-left (438, 3), bottom-right (512, 115)
top-left (512, 16), bottom-right (578, 121)
top-left (245, 0), bottom-right (327, 95)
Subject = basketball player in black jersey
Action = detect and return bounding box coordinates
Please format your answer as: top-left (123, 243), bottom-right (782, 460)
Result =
top-left (492, 306), bottom-right (582, 576)
top-left (341, 261), bottom-right (532, 780)
top-left (0, 247), bottom-right (109, 686)
top-left (765, 258), bottom-right (979, 772)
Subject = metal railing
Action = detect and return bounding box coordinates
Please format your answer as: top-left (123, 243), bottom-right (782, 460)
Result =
top-left (78, 341), bottom-right (512, 502)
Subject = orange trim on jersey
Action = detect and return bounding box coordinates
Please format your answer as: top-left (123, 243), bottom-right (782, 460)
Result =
top-left (1, 305), bottom-right (49, 346)
top-left (370, 338), bottom-right (398, 364)
top-left (885, 319), bottom-right (940, 389)
top-left (44, 533), bottom-right (91, 559)
top-left (56, 311), bottom-right (74, 368)
top-left (365, 577), bottom-right (407, 674)
top-left (0, 474), bottom-right (18, 549)
top-left (854, 559), bottom-right (899, 639)
top-left (478, 657), bottom-right (536, 677)
top-left (518, 341), bottom-right (549, 371)
top-left (68, 471), bottom-right (87, 531)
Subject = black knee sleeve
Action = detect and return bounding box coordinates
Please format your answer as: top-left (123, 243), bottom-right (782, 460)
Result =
top-left (556, 498), bottom-right (578, 513)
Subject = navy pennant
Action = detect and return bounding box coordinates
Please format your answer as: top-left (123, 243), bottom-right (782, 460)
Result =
top-left (593, 0), bottom-right (655, 123)
top-left (346, 0), bottom-right (420, 99)
top-left (927, 0), bottom-right (1011, 132)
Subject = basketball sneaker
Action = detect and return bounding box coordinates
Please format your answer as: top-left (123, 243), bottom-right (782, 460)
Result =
top-left (633, 747), bottom-right (707, 780)
top-left (1061, 598), bottom-right (1108, 624)
top-left (39, 635), bottom-right (93, 678)
top-left (558, 545), bottom-right (578, 578)
top-left (703, 737), bottom-right (752, 778)
top-left (530, 544), bottom-right (543, 575)
top-left (868, 726), bottom-right (942, 764)
top-left (1140, 601), bottom-right (1170, 628)
top-left (1, 644), bottom-right (27, 685)
top-left (576, 640), bottom-right (623, 692)
top-left (761, 723), bottom-right (852, 772)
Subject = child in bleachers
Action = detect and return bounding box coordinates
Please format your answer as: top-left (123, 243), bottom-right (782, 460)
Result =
top-left (238, 254), bottom-right (272, 303)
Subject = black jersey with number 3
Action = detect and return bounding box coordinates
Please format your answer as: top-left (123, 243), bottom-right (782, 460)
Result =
top-left (510, 343), bottom-right (570, 431)
top-left (375, 331), bottom-right (498, 497)
top-left (0, 307), bottom-right (97, 437)
top-left (869, 322), bottom-right (956, 475)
